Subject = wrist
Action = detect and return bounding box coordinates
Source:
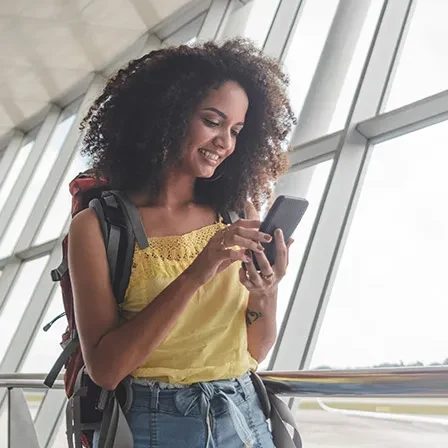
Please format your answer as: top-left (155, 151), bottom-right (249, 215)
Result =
top-left (249, 286), bottom-right (278, 303)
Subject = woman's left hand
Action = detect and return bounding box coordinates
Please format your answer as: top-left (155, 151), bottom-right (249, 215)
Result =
top-left (238, 202), bottom-right (294, 296)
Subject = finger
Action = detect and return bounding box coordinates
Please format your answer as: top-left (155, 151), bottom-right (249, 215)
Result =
top-left (239, 267), bottom-right (254, 290)
top-left (245, 256), bottom-right (264, 287)
top-left (252, 250), bottom-right (274, 277)
top-left (273, 229), bottom-right (288, 277)
top-left (286, 238), bottom-right (294, 266)
top-left (230, 219), bottom-right (261, 230)
top-left (244, 201), bottom-right (260, 221)
top-left (229, 234), bottom-right (265, 253)
top-left (234, 227), bottom-right (272, 244)
top-left (221, 248), bottom-right (251, 264)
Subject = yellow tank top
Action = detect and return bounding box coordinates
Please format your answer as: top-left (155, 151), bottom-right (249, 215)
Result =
top-left (121, 220), bottom-right (258, 384)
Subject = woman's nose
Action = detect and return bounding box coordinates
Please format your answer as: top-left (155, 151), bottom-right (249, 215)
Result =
top-left (213, 131), bottom-right (232, 152)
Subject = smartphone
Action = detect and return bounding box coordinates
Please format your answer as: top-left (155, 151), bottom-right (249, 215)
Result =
top-left (250, 195), bottom-right (309, 270)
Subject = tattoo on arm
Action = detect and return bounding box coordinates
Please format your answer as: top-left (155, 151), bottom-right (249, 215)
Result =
top-left (246, 309), bottom-right (263, 326)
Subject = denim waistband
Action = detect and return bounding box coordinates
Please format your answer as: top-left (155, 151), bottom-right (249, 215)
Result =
top-left (132, 373), bottom-right (255, 447)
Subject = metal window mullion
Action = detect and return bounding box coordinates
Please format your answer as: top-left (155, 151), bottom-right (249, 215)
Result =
top-left (270, 0), bottom-right (415, 372)
top-left (262, 0), bottom-right (306, 60)
top-left (357, 88), bottom-right (448, 144)
top-left (0, 259), bottom-right (21, 311)
top-left (270, 0), bottom-right (375, 368)
top-left (0, 106), bottom-right (61, 242)
top-left (198, 0), bottom-right (235, 41)
top-left (13, 75), bottom-right (106, 254)
top-left (290, 0), bottom-right (374, 146)
top-left (0, 131), bottom-right (24, 192)
top-left (288, 130), bottom-right (342, 170)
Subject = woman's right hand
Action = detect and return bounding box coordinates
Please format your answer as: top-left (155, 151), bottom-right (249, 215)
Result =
top-left (185, 219), bottom-right (273, 286)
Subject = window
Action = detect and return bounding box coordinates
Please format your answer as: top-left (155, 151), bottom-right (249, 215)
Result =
top-left (385, 0), bottom-right (448, 111)
top-left (260, 159), bottom-right (333, 369)
top-left (0, 115), bottom-right (75, 258)
top-left (0, 256), bottom-right (49, 363)
top-left (329, 0), bottom-right (385, 132)
top-left (20, 288), bottom-right (65, 373)
top-left (283, 0), bottom-right (340, 117)
top-left (34, 151), bottom-right (88, 246)
top-left (0, 139), bottom-right (34, 212)
top-left (243, 0), bottom-right (281, 48)
top-left (311, 121), bottom-right (448, 370)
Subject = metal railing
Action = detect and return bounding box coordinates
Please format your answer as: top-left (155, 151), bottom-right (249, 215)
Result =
top-left (1, 367), bottom-right (448, 447)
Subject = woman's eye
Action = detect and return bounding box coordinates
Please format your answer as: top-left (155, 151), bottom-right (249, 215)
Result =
top-left (231, 129), bottom-right (240, 137)
top-left (203, 118), bottom-right (219, 127)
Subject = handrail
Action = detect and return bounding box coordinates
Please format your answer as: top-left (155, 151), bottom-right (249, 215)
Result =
top-left (0, 373), bottom-right (64, 390)
top-left (1, 367), bottom-right (448, 397)
top-left (2, 368), bottom-right (447, 447)
top-left (259, 366), bottom-right (448, 398)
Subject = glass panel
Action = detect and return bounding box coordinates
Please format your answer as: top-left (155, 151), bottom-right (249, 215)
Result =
top-left (260, 159), bottom-right (333, 369)
top-left (0, 140), bottom-right (34, 212)
top-left (0, 256), bottom-right (49, 363)
top-left (284, 0), bottom-right (340, 116)
top-left (25, 390), bottom-right (46, 420)
top-left (0, 115), bottom-right (75, 258)
top-left (385, 0), bottom-right (448, 111)
top-left (50, 415), bottom-right (68, 448)
top-left (0, 391), bottom-right (46, 448)
top-left (311, 120), bottom-right (448, 370)
top-left (243, 0), bottom-right (281, 48)
top-left (297, 397), bottom-right (448, 447)
top-left (34, 151), bottom-right (88, 246)
top-left (21, 288), bottom-right (66, 373)
top-left (329, 0), bottom-right (384, 132)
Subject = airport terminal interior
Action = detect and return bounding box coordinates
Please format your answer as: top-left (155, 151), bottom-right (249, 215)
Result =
top-left (0, 0), bottom-right (447, 446)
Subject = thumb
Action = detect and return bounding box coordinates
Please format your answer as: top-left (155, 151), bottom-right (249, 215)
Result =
top-left (244, 200), bottom-right (259, 221)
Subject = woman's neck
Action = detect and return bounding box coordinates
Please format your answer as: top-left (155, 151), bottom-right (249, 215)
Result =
top-left (129, 171), bottom-right (197, 209)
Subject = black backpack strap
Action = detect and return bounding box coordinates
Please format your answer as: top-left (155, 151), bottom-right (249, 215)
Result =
top-left (109, 191), bottom-right (148, 250)
top-left (44, 336), bottom-right (80, 388)
top-left (89, 191), bottom-right (144, 306)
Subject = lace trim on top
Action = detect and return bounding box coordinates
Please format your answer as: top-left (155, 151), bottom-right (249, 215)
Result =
top-left (128, 221), bottom-right (226, 283)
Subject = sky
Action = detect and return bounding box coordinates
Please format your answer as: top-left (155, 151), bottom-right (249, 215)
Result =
top-left (0, 0), bottom-right (447, 377)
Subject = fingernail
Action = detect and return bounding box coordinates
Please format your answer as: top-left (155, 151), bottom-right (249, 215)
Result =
top-left (245, 257), bottom-right (252, 263)
top-left (257, 244), bottom-right (264, 251)
top-left (264, 234), bottom-right (272, 242)
top-left (275, 229), bottom-right (282, 236)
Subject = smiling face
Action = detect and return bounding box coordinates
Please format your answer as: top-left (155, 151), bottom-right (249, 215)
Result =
top-left (180, 81), bottom-right (249, 179)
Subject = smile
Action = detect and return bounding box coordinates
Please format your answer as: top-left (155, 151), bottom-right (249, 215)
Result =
top-left (199, 148), bottom-right (220, 162)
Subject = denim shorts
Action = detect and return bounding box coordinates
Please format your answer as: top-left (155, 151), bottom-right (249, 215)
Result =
top-left (94, 372), bottom-right (274, 447)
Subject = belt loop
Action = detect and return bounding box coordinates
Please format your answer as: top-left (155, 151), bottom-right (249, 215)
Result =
top-left (150, 384), bottom-right (160, 411)
top-left (236, 374), bottom-right (250, 401)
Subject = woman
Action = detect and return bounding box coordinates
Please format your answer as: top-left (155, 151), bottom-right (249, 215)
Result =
top-left (70, 38), bottom-right (296, 447)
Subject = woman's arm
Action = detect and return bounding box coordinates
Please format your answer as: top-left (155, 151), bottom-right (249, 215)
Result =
top-left (239, 224), bottom-right (293, 363)
top-left (245, 288), bottom-right (278, 362)
top-left (70, 208), bottom-right (268, 390)
top-left (70, 208), bottom-right (203, 390)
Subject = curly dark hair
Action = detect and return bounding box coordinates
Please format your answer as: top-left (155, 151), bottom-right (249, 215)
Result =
top-left (80, 38), bottom-right (296, 212)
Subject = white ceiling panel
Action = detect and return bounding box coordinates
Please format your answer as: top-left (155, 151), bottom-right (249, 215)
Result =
top-left (0, 0), bottom-right (196, 146)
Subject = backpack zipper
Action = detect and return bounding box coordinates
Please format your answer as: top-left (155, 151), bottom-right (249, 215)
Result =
top-left (43, 312), bottom-right (66, 332)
